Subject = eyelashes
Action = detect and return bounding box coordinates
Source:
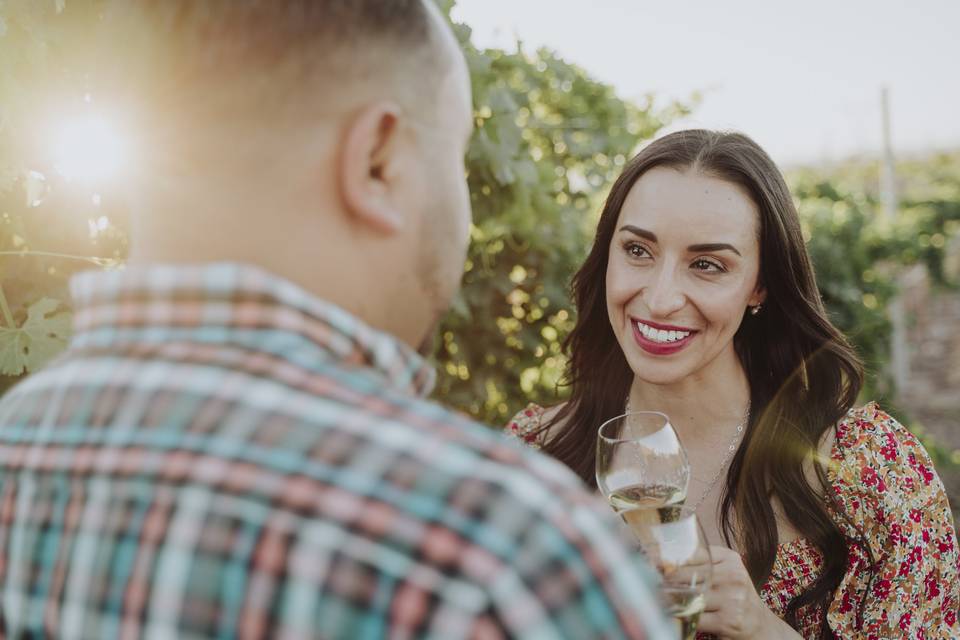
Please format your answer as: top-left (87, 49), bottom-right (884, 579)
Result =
top-left (691, 258), bottom-right (727, 273)
top-left (624, 242), bottom-right (651, 259)
top-left (622, 242), bottom-right (728, 274)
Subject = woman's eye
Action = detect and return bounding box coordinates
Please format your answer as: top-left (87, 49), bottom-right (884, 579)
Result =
top-left (625, 243), bottom-right (650, 259)
top-left (692, 258), bottom-right (725, 273)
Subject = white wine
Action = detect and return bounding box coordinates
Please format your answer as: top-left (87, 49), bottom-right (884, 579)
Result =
top-left (606, 482), bottom-right (686, 522)
top-left (666, 590), bottom-right (705, 640)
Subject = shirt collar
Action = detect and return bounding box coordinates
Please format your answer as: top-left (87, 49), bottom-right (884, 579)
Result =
top-left (69, 262), bottom-right (437, 397)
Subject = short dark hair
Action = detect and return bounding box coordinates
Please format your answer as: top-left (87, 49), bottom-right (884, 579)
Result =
top-left (125, 0), bottom-right (434, 66)
top-left (101, 0), bottom-right (442, 130)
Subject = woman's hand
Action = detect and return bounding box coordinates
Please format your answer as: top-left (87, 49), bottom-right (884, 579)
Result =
top-left (697, 546), bottom-right (802, 639)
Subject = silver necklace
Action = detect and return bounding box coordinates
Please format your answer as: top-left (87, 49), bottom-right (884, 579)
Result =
top-left (625, 399), bottom-right (750, 510)
top-left (689, 406), bottom-right (749, 510)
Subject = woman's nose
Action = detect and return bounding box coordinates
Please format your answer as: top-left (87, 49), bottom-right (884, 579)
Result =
top-left (642, 266), bottom-right (685, 317)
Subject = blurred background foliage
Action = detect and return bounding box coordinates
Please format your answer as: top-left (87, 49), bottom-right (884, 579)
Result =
top-left (433, 1), bottom-right (695, 421)
top-left (0, 0), bottom-right (126, 394)
top-left (790, 154), bottom-right (960, 403)
top-left (1, 1), bottom-right (958, 499)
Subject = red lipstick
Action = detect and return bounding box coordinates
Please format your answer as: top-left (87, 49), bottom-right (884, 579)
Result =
top-left (630, 317), bottom-right (698, 356)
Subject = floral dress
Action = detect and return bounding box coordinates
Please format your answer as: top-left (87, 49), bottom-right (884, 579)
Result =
top-left (506, 402), bottom-right (960, 639)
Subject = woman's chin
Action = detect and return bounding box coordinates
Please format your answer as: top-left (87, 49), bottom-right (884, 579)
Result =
top-left (627, 358), bottom-right (695, 387)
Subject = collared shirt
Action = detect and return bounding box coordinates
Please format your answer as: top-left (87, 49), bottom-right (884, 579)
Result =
top-left (0, 262), bottom-right (671, 639)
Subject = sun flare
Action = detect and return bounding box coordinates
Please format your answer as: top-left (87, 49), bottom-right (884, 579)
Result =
top-left (50, 112), bottom-right (130, 184)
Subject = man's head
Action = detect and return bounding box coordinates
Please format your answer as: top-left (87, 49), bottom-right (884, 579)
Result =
top-left (110, 0), bottom-right (474, 351)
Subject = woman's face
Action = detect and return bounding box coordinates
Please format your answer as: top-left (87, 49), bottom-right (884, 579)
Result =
top-left (605, 166), bottom-right (766, 386)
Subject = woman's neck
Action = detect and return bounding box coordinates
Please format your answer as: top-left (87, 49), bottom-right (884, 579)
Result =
top-left (627, 346), bottom-right (751, 444)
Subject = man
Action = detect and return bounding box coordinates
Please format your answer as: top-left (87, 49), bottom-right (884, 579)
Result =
top-left (0, 1), bottom-right (670, 637)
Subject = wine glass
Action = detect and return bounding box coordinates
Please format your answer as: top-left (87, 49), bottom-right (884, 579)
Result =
top-left (596, 411), bottom-right (690, 517)
top-left (621, 505), bottom-right (712, 640)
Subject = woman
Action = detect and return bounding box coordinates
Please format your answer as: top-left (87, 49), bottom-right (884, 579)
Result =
top-left (506, 130), bottom-right (959, 639)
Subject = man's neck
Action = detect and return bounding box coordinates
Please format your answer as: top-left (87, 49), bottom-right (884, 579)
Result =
top-left (126, 228), bottom-right (424, 353)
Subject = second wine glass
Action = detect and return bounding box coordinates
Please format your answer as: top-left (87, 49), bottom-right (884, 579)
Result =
top-left (621, 505), bottom-right (712, 640)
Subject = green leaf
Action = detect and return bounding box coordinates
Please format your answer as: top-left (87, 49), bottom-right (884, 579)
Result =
top-left (0, 297), bottom-right (72, 376)
top-left (488, 86), bottom-right (518, 115)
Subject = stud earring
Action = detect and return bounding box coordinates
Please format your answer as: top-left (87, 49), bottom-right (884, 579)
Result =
top-left (750, 304), bottom-right (763, 316)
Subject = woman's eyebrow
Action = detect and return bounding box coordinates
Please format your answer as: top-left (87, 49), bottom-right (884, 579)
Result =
top-left (619, 226), bottom-right (742, 257)
top-left (618, 225), bottom-right (657, 242)
top-left (687, 242), bottom-right (742, 257)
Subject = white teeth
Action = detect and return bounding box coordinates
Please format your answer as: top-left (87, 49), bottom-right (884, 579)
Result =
top-left (635, 322), bottom-right (693, 344)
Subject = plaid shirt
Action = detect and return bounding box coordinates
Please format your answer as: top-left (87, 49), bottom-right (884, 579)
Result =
top-left (0, 262), bottom-right (671, 639)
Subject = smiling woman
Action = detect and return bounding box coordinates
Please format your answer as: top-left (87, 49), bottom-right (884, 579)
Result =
top-left (505, 129), bottom-right (960, 639)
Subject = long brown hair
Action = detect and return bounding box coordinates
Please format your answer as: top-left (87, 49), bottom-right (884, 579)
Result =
top-left (542, 130), bottom-right (864, 636)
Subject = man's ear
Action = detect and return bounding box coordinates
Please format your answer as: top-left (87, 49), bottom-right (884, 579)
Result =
top-left (337, 102), bottom-right (406, 234)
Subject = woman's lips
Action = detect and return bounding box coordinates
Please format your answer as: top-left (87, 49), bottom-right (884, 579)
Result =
top-left (630, 318), bottom-right (698, 356)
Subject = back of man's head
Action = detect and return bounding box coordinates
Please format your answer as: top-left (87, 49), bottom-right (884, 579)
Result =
top-left (109, 1), bottom-right (440, 142)
top-left (103, 0), bottom-right (475, 351)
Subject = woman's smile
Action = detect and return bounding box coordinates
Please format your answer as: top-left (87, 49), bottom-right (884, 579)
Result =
top-left (631, 317), bottom-right (699, 355)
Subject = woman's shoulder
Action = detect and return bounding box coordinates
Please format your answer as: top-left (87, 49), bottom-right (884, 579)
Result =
top-left (505, 402), bottom-right (567, 449)
top-left (835, 401), bottom-right (909, 444)
top-left (828, 401), bottom-right (950, 527)
top-left (823, 403), bottom-right (960, 635)
top-left (831, 402), bottom-right (934, 479)
top-left (505, 403), bottom-right (547, 448)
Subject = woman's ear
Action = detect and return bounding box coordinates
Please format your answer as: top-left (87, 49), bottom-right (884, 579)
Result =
top-left (337, 102), bottom-right (406, 234)
top-left (748, 283), bottom-right (767, 308)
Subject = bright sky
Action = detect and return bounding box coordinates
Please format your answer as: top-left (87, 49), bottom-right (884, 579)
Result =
top-left (452, 0), bottom-right (960, 166)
